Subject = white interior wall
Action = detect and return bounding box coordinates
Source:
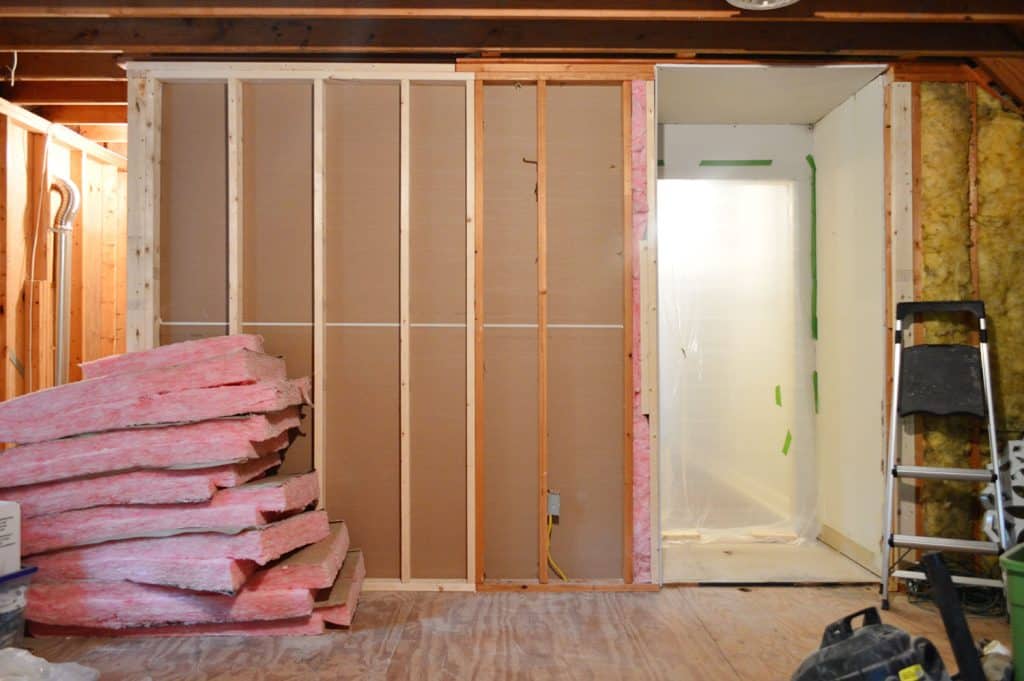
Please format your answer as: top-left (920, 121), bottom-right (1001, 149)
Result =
top-left (811, 75), bottom-right (887, 573)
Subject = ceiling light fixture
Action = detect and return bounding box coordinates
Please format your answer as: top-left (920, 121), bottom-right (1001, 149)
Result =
top-left (725, 0), bottom-right (801, 9)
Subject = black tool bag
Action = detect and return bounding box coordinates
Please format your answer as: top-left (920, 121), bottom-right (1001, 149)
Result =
top-left (791, 607), bottom-right (951, 681)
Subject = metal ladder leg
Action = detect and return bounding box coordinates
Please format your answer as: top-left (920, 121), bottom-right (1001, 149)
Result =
top-left (979, 318), bottom-right (1010, 550)
top-left (881, 320), bottom-right (903, 610)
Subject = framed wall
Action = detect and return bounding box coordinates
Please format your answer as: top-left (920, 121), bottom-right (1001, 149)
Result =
top-left (128, 61), bottom-right (658, 591)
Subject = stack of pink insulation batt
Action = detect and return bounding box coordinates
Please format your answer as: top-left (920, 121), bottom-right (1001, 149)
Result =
top-left (0, 334), bottom-right (365, 637)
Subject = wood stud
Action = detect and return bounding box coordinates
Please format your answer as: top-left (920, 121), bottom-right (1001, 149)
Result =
top-left (226, 78), bottom-right (243, 335)
top-left (536, 79), bottom-right (549, 585)
top-left (621, 81), bottom-right (634, 585)
top-left (399, 78), bottom-right (412, 584)
top-left (312, 78), bottom-right (326, 509)
top-left (464, 78), bottom-right (477, 584)
top-left (473, 79), bottom-right (486, 586)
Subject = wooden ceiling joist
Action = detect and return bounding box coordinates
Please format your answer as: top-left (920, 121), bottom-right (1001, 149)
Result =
top-left (0, 51), bottom-right (124, 80)
top-left (0, 0), bottom-right (1021, 23)
top-left (0, 81), bottom-right (127, 104)
top-left (0, 18), bottom-right (1020, 56)
top-left (976, 57), bottom-right (1024, 108)
top-left (29, 104), bottom-right (127, 124)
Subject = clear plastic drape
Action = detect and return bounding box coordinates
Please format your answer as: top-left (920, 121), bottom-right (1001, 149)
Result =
top-left (658, 179), bottom-right (818, 545)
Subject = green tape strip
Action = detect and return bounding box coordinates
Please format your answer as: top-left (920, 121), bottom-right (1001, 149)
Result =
top-left (812, 371), bottom-right (819, 414)
top-left (699, 159), bottom-right (773, 167)
top-left (807, 154), bottom-right (818, 340)
top-left (774, 385), bottom-right (782, 407)
top-left (782, 430), bottom-right (793, 456)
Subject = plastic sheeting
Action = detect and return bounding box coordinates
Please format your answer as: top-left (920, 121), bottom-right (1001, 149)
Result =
top-left (658, 178), bottom-right (818, 544)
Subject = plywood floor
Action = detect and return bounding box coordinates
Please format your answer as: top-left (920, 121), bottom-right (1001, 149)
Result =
top-left (28, 587), bottom-right (1009, 680)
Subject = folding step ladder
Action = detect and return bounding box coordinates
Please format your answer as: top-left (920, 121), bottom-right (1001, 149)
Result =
top-left (880, 300), bottom-right (1009, 609)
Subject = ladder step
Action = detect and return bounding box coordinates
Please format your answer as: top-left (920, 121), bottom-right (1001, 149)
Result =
top-left (894, 465), bottom-right (994, 482)
top-left (893, 570), bottom-right (1003, 589)
top-left (890, 534), bottom-right (1000, 554)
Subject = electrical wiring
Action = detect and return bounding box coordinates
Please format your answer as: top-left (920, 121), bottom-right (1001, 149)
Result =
top-left (546, 515), bottom-right (569, 582)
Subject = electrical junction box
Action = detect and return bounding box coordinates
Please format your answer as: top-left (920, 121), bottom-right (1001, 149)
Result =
top-left (547, 491), bottom-right (561, 519)
top-left (0, 502), bottom-right (20, 576)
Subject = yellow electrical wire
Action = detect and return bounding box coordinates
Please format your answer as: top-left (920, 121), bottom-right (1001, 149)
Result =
top-left (546, 515), bottom-right (569, 582)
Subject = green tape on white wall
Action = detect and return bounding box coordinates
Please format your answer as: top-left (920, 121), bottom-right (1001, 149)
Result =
top-left (782, 430), bottom-right (793, 455)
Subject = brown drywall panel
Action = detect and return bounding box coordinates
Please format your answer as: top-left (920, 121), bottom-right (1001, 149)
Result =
top-left (244, 324), bottom-right (313, 476)
top-left (483, 328), bottom-right (538, 580)
top-left (483, 84), bottom-right (537, 324)
top-left (159, 82), bottom-right (227, 324)
top-left (325, 327), bottom-right (401, 579)
top-left (159, 324), bottom-right (228, 345)
top-left (547, 85), bottom-right (623, 325)
top-left (242, 81), bottom-right (312, 324)
top-left (411, 327), bottom-right (467, 578)
top-left (548, 328), bottom-right (624, 579)
top-left (411, 82), bottom-right (466, 324)
top-left (324, 81), bottom-right (399, 324)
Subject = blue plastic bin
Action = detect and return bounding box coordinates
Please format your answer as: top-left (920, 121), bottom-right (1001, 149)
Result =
top-left (0, 567), bottom-right (37, 648)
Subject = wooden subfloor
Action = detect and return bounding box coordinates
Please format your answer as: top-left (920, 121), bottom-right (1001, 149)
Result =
top-left (28, 586), bottom-right (1010, 680)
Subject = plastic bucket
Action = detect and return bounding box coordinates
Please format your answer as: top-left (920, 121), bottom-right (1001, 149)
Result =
top-left (0, 567), bottom-right (37, 648)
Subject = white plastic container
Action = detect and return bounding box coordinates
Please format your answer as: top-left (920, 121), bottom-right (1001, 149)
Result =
top-left (0, 501), bottom-right (19, 576)
top-left (0, 566), bottom-right (36, 648)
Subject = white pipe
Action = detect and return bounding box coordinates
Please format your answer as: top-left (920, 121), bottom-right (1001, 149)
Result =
top-left (50, 176), bottom-right (80, 386)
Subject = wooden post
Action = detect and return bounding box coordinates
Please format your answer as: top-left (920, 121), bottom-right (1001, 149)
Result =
top-left (313, 78), bottom-right (326, 509)
top-left (473, 78), bottom-right (486, 585)
top-left (126, 72), bottom-right (159, 352)
top-left (537, 79), bottom-right (549, 584)
top-left (0, 117), bottom-right (7, 401)
top-left (227, 78), bottom-right (243, 335)
top-left (621, 81), bottom-right (634, 584)
top-left (399, 78), bottom-right (412, 584)
top-left (464, 77), bottom-right (477, 584)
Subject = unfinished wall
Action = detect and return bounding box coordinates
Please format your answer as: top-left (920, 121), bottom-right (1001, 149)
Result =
top-left (1, 99), bottom-right (127, 406)
top-left (917, 83), bottom-right (979, 542)
top-left (910, 81), bottom-right (1024, 546)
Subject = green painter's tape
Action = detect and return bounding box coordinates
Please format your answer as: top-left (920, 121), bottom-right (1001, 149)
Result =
top-left (775, 385), bottom-right (782, 407)
top-left (807, 154), bottom-right (818, 340)
top-left (813, 371), bottom-right (819, 414)
top-left (699, 159), bottom-right (773, 167)
top-left (782, 430), bottom-right (793, 456)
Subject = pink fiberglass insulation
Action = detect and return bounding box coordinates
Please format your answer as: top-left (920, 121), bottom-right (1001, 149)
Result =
top-left (631, 80), bottom-right (653, 584)
top-left (215, 472), bottom-right (320, 513)
top-left (314, 550), bottom-right (365, 628)
top-left (248, 521), bottom-right (350, 591)
top-left (21, 475), bottom-right (318, 555)
top-left (0, 350), bottom-right (285, 439)
top-left (24, 510), bottom-right (329, 567)
top-left (30, 615), bottom-right (326, 638)
top-left (1, 453), bottom-right (282, 519)
top-left (26, 581), bottom-right (314, 628)
top-left (0, 408), bottom-right (300, 487)
top-left (1, 377), bottom-right (311, 444)
top-left (30, 556), bottom-right (255, 595)
top-left (81, 334), bottom-right (265, 380)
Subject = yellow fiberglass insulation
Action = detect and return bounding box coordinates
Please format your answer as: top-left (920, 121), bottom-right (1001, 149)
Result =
top-left (978, 89), bottom-right (1024, 433)
top-left (918, 83), bottom-right (977, 543)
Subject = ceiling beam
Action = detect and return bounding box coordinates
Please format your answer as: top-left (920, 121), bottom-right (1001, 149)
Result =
top-left (0, 81), bottom-right (127, 104)
top-left (0, 1), bottom-right (1020, 22)
top-left (976, 57), bottom-right (1024, 107)
top-left (0, 18), bottom-right (1020, 56)
top-left (28, 104), bottom-right (127, 123)
top-left (0, 51), bottom-right (124, 79)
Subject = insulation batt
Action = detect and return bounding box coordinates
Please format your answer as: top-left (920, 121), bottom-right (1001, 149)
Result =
top-left (0, 452), bottom-right (282, 518)
top-left (25, 581), bottom-right (314, 628)
top-left (977, 89), bottom-right (1024, 433)
top-left (24, 510), bottom-right (330, 568)
top-left (0, 349), bottom-right (285, 441)
top-left (0, 408), bottom-right (300, 487)
top-left (80, 333), bottom-right (265, 380)
top-left (0, 376), bottom-right (311, 444)
top-left (246, 521), bottom-right (350, 590)
top-left (918, 82), bottom-right (978, 543)
top-left (21, 472), bottom-right (320, 555)
top-left (30, 556), bottom-right (254, 595)
top-left (314, 550), bottom-right (366, 627)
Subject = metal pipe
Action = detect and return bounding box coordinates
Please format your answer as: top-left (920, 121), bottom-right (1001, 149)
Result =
top-left (50, 176), bottom-right (80, 386)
